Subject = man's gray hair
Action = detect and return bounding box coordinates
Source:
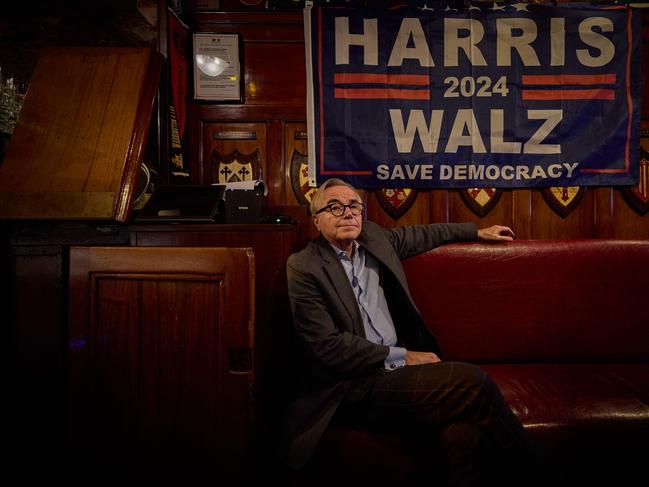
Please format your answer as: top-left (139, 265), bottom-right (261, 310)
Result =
top-left (310, 178), bottom-right (360, 215)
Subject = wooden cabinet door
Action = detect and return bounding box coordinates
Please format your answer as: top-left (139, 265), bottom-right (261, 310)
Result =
top-left (68, 246), bottom-right (254, 484)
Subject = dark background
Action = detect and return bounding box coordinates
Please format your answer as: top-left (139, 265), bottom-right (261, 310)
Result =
top-left (1, 0), bottom-right (157, 88)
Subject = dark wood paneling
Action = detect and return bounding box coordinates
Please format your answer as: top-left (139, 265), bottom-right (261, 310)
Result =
top-left (513, 190), bottom-right (534, 239)
top-left (199, 121), bottom-right (267, 185)
top-left (367, 189), bottom-right (432, 227)
top-left (243, 42), bottom-right (306, 107)
top-left (186, 10), bottom-right (649, 238)
top-left (189, 106), bottom-right (305, 185)
top-left (192, 11), bottom-right (304, 42)
top-left (11, 247), bottom-right (67, 442)
top-left (284, 121), bottom-right (309, 208)
top-left (188, 10), bottom-right (305, 196)
top-left (8, 223), bottom-right (130, 464)
top-left (448, 189), bottom-right (515, 230)
top-left (68, 246), bottom-right (254, 484)
top-left (267, 119), bottom-right (286, 207)
top-left (129, 224), bottom-right (300, 466)
top-left (597, 187), bottom-right (649, 238)
top-left (528, 189), bottom-right (596, 239)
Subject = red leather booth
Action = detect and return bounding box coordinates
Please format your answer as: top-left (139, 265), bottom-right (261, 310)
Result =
top-left (303, 240), bottom-right (649, 486)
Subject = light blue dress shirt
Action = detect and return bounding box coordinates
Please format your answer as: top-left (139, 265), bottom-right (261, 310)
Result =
top-left (332, 242), bottom-right (407, 371)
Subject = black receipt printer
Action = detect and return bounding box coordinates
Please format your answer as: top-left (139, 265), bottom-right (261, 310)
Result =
top-left (223, 180), bottom-right (267, 224)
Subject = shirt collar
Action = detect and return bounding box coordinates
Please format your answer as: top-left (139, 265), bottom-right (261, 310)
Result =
top-left (330, 240), bottom-right (360, 260)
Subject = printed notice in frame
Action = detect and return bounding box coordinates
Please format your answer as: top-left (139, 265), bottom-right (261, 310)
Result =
top-left (193, 33), bottom-right (242, 102)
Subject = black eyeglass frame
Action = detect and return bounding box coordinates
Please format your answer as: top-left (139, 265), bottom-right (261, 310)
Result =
top-left (315, 202), bottom-right (364, 217)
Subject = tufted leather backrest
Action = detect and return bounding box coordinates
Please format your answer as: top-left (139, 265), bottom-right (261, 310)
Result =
top-left (402, 240), bottom-right (649, 363)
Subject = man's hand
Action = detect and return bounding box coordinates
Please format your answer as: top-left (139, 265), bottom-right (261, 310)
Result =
top-left (405, 350), bottom-right (441, 365)
top-left (477, 225), bottom-right (515, 242)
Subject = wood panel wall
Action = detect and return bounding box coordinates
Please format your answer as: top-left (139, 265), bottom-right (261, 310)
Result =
top-left (68, 246), bottom-right (255, 484)
top-left (187, 9), bottom-right (649, 239)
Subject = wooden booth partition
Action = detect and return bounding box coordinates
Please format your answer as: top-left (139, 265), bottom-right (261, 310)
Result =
top-left (2, 46), bottom-right (165, 484)
top-left (129, 223), bottom-right (300, 475)
top-left (68, 246), bottom-right (254, 485)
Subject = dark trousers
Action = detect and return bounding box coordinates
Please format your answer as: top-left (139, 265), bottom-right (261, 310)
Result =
top-left (337, 361), bottom-right (540, 487)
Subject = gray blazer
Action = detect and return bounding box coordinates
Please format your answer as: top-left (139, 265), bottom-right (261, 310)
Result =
top-left (283, 220), bottom-right (477, 468)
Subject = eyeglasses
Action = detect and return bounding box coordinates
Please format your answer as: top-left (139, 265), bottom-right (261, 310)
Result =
top-left (315, 202), bottom-right (364, 217)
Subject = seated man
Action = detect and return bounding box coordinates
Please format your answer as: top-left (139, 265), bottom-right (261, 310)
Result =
top-left (282, 178), bottom-right (538, 486)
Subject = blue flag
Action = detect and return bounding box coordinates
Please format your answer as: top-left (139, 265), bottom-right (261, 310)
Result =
top-left (305, 2), bottom-right (642, 188)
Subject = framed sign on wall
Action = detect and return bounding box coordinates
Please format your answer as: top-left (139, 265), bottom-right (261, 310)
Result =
top-left (193, 33), bottom-right (242, 102)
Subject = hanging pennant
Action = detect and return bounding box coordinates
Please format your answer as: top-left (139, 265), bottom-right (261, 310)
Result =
top-left (167, 9), bottom-right (189, 180)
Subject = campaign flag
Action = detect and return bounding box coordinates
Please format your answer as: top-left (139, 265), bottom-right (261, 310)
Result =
top-left (304, 2), bottom-right (642, 189)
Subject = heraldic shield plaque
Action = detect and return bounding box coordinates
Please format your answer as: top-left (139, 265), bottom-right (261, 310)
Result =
top-left (542, 186), bottom-right (586, 218)
top-left (212, 148), bottom-right (261, 184)
top-left (459, 188), bottom-right (503, 218)
top-left (290, 149), bottom-right (317, 210)
top-left (621, 142), bottom-right (649, 216)
top-left (375, 188), bottom-right (417, 220)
